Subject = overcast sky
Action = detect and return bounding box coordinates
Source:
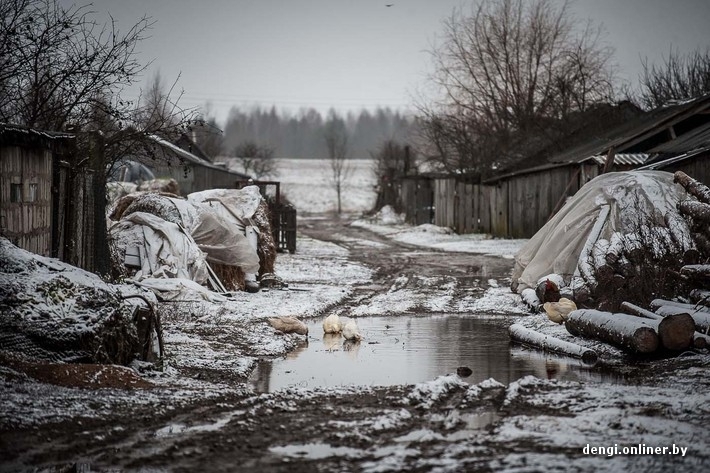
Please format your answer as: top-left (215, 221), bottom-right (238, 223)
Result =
top-left (67, 0), bottom-right (710, 125)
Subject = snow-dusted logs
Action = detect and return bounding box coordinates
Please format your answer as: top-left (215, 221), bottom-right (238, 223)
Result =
top-left (565, 310), bottom-right (659, 354)
top-left (520, 288), bottom-right (542, 312)
top-left (637, 313), bottom-right (696, 351)
top-left (689, 289), bottom-right (710, 306)
top-left (674, 171), bottom-right (710, 204)
top-left (621, 233), bottom-right (644, 263)
top-left (620, 303), bottom-right (695, 350)
top-left (678, 200), bottom-right (710, 224)
top-left (680, 264), bottom-right (710, 280)
top-left (664, 212), bottom-right (700, 263)
top-left (605, 232), bottom-right (624, 265)
top-left (692, 232), bottom-right (710, 256)
top-left (653, 305), bottom-right (710, 333)
top-left (591, 238), bottom-right (614, 282)
top-left (509, 324), bottom-right (598, 363)
top-left (619, 302), bottom-right (663, 320)
top-left (693, 332), bottom-right (710, 349)
top-left (649, 299), bottom-right (710, 313)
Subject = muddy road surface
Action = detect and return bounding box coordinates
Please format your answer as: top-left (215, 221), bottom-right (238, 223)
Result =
top-left (2, 216), bottom-right (709, 472)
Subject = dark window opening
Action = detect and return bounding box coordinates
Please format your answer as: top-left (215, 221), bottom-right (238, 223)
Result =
top-left (10, 183), bottom-right (22, 202)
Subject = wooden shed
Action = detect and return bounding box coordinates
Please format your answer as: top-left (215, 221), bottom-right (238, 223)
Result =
top-left (0, 124), bottom-right (73, 256)
top-left (145, 135), bottom-right (249, 195)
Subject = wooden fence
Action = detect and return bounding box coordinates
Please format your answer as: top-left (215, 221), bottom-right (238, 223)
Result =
top-left (430, 163), bottom-right (599, 238)
top-left (400, 176), bottom-right (434, 225)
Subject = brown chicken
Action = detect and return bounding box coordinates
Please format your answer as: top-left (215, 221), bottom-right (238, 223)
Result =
top-left (535, 278), bottom-right (561, 304)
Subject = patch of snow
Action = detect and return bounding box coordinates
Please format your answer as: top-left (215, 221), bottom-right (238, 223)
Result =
top-left (405, 374), bottom-right (468, 409)
top-left (350, 220), bottom-right (527, 258)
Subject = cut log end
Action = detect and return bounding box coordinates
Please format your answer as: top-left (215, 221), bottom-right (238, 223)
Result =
top-left (657, 313), bottom-right (696, 351)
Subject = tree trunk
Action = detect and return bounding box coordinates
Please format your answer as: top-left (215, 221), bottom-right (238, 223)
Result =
top-left (674, 171), bottom-right (710, 204)
top-left (565, 309), bottom-right (659, 354)
top-left (689, 289), bottom-right (710, 306)
top-left (649, 299), bottom-right (710, 313)
top-left (509, 323), bottom-right (598, 363)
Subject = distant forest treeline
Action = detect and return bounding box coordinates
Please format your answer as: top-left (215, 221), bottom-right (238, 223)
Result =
top-left (221, 106), bottom-right (420, 159)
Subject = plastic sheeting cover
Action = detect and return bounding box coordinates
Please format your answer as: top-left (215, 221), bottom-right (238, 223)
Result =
top-left (109, 211), bottom-right (209, 284)
top-left (188, 186), bottom-right (262, 227)
top-left (511, 171), bottom-right (688, 292)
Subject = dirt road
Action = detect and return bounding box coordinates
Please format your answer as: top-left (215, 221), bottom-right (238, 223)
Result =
top-left (2, 217), bottom-right (709, 472)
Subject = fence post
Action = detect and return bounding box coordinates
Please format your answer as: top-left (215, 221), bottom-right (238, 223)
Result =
top-left (90, 131), bottom-right (110, 276)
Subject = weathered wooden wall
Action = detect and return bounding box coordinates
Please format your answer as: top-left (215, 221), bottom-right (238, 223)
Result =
top-left (400, 177), bottom-right (433, 225)
top-left (429, 164), bottom-right (599, 238)
top-left (656, 153), bottom-right (710, 186)
top-left (152, 163), bottom-right (244, 195)
top-left (0, 130), bottom-right (108, 274)
top-left (0, 146), bottom-right (53, 255)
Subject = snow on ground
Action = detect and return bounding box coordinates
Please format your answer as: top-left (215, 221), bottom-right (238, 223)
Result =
top-left (350, 207), bottom-right (526, 259)
top-left (276, 158), bottom-right (377, 214)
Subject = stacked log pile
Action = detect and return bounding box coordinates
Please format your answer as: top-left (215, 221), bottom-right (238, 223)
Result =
top-left (514, 171), bottom-right (710, 360)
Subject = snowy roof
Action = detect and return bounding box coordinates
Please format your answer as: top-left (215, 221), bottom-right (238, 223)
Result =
top-left (147, 134), bottom-right (250, 179)
top-left (0, 122), bottom-right (74, 148)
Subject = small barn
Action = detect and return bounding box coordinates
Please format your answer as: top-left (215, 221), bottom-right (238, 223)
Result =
top-left (143, 135), bottom-right (249, 195)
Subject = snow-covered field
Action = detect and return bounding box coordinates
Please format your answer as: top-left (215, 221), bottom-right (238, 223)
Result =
top-left (276, 158), bottom-right (377, 214)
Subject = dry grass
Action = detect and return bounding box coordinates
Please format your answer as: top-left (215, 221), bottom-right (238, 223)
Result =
top-left (212, 263), bottom-right (246, 291)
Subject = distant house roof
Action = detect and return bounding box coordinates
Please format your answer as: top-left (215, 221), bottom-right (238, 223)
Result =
top-left (147, 134), bottom-right (250, 179)
top-left (546, 94), bottom-right (710, 165)
top-left (175, 133), bottom-right (213, 163)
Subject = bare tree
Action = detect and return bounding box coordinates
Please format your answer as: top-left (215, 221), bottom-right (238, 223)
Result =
top-left (0, 0), bottom-right (197, 171)
top-left (191, 106), bottom-right (225, 159)
top-left (324, 111), bottom-right (352, 214)
top-left (636, 47), bottom-right (710, 109)
top-left (232, 141), bottom-right (278, 179)
top-left (420, 0), bottom-right (615, 175)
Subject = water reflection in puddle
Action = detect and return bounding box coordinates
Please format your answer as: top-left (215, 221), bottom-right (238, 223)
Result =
top-left (250, 315), bottom-right (623, 393)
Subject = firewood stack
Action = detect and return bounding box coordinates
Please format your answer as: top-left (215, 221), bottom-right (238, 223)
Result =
top-left (675, 171), bottom-right (710, 281)
top-left (559, 171), bottom-right (710, 357)
top-left (516, 172), bottom-right (710, 360)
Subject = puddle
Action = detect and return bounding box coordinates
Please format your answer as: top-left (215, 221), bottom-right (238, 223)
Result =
top-left (249, 315), bottom-right (622, 392)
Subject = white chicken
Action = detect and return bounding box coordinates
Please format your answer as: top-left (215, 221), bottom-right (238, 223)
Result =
top-left (543, 297), bottom-right (577, 324)
top-left (342, 320), bottom-right (363, 341)
top-left (268, 316), bottom-right (308, 335)
top-left (322, 313), bottom-right (342, 334)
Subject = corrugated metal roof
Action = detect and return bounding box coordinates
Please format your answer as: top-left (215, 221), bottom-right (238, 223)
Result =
top-left (638, 148), bottom-right (707, 170)
top-left (589, 153), bottom-right (649, 166)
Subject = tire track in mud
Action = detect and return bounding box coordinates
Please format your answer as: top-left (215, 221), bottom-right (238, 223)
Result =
top-left (298, 217), bottom-right (514, 314)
